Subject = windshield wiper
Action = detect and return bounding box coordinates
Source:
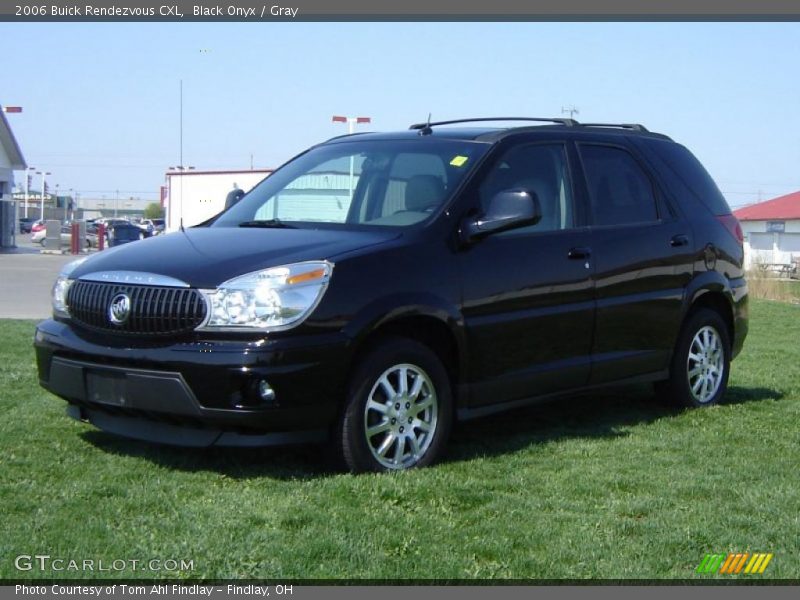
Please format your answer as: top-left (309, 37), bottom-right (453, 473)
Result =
top-left (237, 219), bottom-right (297, 229)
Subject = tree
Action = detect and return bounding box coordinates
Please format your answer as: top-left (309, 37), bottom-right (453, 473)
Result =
top-left (143, 202), bottom-right (165, 219)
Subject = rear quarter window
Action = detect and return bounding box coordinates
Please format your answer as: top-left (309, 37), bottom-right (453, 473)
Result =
top-left (647, 140), bottom-right (731, 216)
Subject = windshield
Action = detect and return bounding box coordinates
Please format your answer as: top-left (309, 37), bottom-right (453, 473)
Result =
top-left (213, 139), bottom-right (489, 229)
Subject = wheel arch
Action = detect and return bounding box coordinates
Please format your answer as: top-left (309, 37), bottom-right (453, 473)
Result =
top-left (343, 295), bottom-right (467, 408)
top-left (683, 272), bottom-right (736, 342)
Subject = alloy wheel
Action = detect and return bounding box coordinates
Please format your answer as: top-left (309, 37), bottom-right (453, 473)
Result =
top-left (363, 363), bottom-right (438, 469)
top-left (686, 325), bottom-right (725, 404)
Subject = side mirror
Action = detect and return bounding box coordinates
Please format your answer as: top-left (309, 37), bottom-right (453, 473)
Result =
top-left (462, 189), bottom-right (542, 242)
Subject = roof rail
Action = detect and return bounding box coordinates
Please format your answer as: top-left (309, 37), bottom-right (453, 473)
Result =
top-left (579, 123), bottom-right (649, 132)
top-left (409, 117), bottom-right (578, 131)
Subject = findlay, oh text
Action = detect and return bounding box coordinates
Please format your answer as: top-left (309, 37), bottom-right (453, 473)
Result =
top-left (16, 585), bottom-right (293, 596)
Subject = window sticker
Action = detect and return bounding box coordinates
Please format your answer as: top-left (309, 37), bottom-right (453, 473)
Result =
top-left (449, 155), bottom-right (469, 167)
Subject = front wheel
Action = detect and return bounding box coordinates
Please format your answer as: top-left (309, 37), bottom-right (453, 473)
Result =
top-left (658, 308), bottom-right (731, 408)
top-left (334, 337), bottom-right (453, 472)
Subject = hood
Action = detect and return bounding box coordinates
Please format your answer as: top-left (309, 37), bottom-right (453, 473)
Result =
top-left (70, 226), bottom-right (400, 288)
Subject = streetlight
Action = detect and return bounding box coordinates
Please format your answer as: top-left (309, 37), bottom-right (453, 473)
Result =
top-left (35, 171), bottom-right (51, 220)
top-left (332, 115), bottom-right (371, 200)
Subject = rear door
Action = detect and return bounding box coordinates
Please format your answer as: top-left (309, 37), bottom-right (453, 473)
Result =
top-left (459, 139), bottom-right (595, 407)
top-left (576, 142), bottom-right (694, 383)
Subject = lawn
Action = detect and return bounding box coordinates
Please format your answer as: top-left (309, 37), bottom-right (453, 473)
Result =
top-left (1, 299), bottom-right (799, 581)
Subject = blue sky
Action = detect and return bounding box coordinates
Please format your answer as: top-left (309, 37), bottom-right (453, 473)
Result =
top-left (2, 22), bottom-right (799, 207)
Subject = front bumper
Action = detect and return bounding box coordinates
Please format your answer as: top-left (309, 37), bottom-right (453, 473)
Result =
top-left (34, 319), bottom-right (351, 447)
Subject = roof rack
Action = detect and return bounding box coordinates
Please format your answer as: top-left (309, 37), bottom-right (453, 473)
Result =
top-left (409, 117), bottom-right (578, 131)
top-left (579, 123), bottom-right (649, 132)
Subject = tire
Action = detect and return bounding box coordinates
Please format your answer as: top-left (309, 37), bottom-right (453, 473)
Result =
top-left (333, 337), bottom-right (453, 473)
top-left (657, 307), bottom-right (731, 408)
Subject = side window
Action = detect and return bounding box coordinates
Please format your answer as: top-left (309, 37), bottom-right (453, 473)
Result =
top-left (579, 145), bottom-right (658, 226)
top-left (479, 144), bottom-right (574, 234)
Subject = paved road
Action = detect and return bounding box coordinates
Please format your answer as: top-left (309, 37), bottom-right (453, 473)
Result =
top-left (0, 240), bottom-right (85, 319)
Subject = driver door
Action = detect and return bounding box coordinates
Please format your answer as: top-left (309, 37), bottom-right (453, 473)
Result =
top-left (459, 141), bottom-right (595, 407)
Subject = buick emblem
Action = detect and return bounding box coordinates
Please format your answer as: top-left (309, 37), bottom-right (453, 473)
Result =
top-left (108, 293), bottom-right (131, 325)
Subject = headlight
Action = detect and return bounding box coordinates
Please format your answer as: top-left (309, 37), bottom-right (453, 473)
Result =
top-left (52, 257), bottom-right (88, 318)
top-left (199, 261), bottom-right (333, 331)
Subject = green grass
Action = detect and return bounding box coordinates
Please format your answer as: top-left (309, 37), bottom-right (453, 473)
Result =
top-left (2, 300), bottom-right (799, 580)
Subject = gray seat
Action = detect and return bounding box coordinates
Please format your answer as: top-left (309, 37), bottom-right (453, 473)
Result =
top-left (405, 175), bottom-right (445, 212)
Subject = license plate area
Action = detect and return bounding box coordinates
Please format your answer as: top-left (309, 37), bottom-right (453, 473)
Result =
top-left (86, 371), bottom-right (128, 407)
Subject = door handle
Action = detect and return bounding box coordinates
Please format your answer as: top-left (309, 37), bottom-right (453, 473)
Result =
top-left (568, 247), bottom-right (592, 260)
top-left (670, 234), bottom-right (689, 247)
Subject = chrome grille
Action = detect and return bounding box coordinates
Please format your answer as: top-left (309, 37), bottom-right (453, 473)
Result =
top-left (67, 281), bottom-right (207, 336)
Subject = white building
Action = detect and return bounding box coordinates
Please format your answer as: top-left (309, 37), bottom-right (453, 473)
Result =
top-left (0, 109), bottom-right (27, 247)
top-left (164, 169), bottom-right (272, 231)
top-left (734, 191), bottom-right (800, 269)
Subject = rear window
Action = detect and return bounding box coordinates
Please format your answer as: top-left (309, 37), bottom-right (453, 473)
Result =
top-left (648, 140), bottom-right (731, 216)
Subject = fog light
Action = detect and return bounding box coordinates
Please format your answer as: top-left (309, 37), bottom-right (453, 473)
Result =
top-left (257, 379), bottom-right (276, 402)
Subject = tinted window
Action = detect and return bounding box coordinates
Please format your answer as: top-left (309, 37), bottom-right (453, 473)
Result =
top-left (647, 140), bottom-right (731, 216)
top-left (580, 145), bottom-right (658, 226)
top-left (479, 144), bottom-right (574, 234)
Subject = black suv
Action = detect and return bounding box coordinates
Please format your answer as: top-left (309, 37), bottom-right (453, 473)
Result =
top-left (34, 117), bottom-right (748, 472)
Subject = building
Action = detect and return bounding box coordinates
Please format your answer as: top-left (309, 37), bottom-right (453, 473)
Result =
top-left (734, 191), bottom-right (800, 269)
top-left (0, 109), bottom-right (27, 248)
top-left (76, 196), bottom-right (153, 217)
top-left (164, 169), bottom-right (273, 231)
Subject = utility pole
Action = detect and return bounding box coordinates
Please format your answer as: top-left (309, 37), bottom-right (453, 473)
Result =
top-left (36, 171), bottom-right (51, 220)
top-left (332, 115), bottom-right (372, 200)
top-left (561, 105), bottom-right (580, 120)
top-left (23, 167), bottom-right (35, 219)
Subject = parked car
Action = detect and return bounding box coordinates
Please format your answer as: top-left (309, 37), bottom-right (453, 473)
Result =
top-left (31, 225), bottom-right (98, 248)
top-left (107, 221), bottom-right (146, 246)
top-left (151, 218), bottom-right (166, 235)
top-left (19, 217), bottom-right (36, 234)
top-left (30, 219), bottom-right (46, 233)
top-left (134, 219), bottom-right (156, 237)
top-left (35, 117), bottom-right (748, 472)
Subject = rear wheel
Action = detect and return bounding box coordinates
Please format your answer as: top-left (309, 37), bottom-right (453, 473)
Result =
top-left (334, 337), bottom-right (453, 472)
top-left (658, 307), bottom-right (731, 408)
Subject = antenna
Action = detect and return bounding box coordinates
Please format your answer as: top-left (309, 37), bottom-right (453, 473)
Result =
top-left (419, 113), bottom-right (433, 136)
top-left (179, 79), bottom-right (185, 233)
top-left (562, 105), bottom-right (580, 119)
